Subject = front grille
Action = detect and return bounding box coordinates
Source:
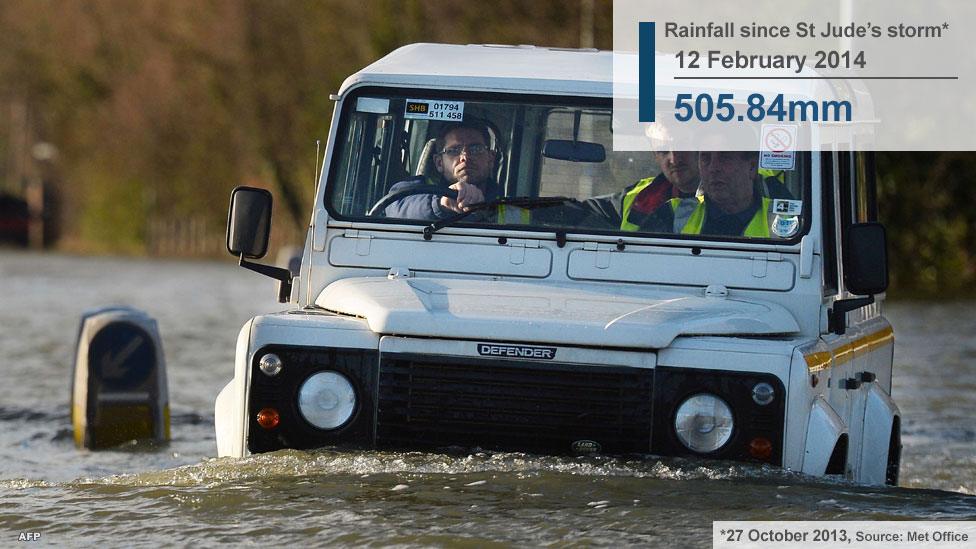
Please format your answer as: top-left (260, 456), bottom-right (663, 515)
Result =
top-left (377, 353), bottom-right (653, 454)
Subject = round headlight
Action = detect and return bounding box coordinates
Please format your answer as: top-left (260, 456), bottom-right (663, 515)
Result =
top-left (752, 382), bottom-right (775, 406)
top-left (297, 371), bottom-right (356, 430)
top-left (259, 353), bottom-right (283, 377)
top-left (674, 393), bottom-right (734, 453)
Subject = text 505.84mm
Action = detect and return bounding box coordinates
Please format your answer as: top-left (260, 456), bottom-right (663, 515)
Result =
top-left (674, 93), bottom-right (852, 123)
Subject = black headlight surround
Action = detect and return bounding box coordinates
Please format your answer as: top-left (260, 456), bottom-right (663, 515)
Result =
top-left (247, 345), bottom-right (377, 454)
top-left (652, 366), bottom-right (786, 465)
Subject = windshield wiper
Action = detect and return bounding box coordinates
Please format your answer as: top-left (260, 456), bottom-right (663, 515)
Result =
top-left (422, 196), bottom-right (577, 240)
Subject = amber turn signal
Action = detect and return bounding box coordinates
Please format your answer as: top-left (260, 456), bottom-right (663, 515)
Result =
top-left (256, 407), bottom-right (280, 429)
top-left (748, 437), bottom-right (773, 460)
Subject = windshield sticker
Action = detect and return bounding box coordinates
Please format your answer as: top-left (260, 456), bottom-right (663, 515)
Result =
top-left (404, 99), bottom-right (464, 121)
top-left (771, 214), bottom-right (800, 238)
top-left (759, 124), bottom-right (797, 170)
top-left (356, 97), bottom-right (390, 114)
top-left (773, 199), bottom-right (803, 216)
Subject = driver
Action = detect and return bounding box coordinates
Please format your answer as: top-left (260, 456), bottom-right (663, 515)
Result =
top-left (383, 121), bottom-right (498, 220)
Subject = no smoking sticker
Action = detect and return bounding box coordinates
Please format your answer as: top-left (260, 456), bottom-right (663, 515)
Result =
top-left (760, 124), bottom-right (797, 170)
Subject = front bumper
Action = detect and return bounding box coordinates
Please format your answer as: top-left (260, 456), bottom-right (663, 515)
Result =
top-left (244, 343), bottom-right (785, 464)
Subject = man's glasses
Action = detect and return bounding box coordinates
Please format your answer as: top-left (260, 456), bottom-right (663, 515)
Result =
top-left (438, 143), bottom-right (489, 158)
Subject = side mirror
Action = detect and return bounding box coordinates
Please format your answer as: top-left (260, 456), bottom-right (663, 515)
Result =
top-left (226, 186), bottom-right (273, 259)
top-left (844, 222), bottom-right (888, 295)
top-left (830, 222), bottom-right (888, 335)
top-left (225, 186), bottom-right (292, 303)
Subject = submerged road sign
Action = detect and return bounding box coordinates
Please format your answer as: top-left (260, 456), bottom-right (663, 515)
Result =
top-left (71, 307), bottom-right (170, 449)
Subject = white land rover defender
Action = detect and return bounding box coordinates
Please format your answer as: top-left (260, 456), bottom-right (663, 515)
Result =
top-left (216, 44), bottom-right (899, 485)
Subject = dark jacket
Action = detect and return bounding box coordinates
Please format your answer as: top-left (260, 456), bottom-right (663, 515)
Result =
top-left (640, 176), bottom-right (792, 236)
top-left (532, 173), bottom-right (690, 230)
top-left (382, 176), bottom-right (500, 221)
top-left (579, 173), bottom-right (679, 229)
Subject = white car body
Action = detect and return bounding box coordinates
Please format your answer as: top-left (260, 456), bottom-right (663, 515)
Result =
top-left (215, 44), bottom-right (899, 485)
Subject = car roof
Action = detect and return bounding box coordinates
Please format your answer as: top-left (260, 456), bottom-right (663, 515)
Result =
top-left (338, 43), bottom-right (871, 118)
top-left (339, 43), bottom-right (612, 97)
top-left (339, 43), bottom-right (860, 99)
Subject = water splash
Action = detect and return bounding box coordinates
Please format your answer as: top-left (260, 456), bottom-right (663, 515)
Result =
top-left (74, 448), bottom-right (817, 489)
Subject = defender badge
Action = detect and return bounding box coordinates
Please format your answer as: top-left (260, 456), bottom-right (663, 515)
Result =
top-left (477, 343), bottom-right (556, 360)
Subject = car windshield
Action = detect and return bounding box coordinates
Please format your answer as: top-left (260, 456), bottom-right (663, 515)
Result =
top-left (326, 91), bottom-right (809, 242)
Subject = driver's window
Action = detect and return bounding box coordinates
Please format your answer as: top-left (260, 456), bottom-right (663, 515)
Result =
top-left (333, 111), bottom-right (397, 216)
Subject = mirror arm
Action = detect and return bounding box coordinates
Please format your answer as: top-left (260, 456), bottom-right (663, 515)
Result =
top-left (828, 295), bottom-right (875, 336)
top-left (239, 254), bottom-right (293, 303)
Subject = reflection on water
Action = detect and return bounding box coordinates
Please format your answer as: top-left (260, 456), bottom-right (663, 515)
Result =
top-left (888, 300), bottom-right (976, 495)
top-left (0, 251), bottom-right (974, 546)
top-left (3, 450), bottom-right (975, 547)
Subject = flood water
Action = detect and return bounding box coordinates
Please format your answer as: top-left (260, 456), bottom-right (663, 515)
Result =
top-left (1, 250), bottom-right (974, 546)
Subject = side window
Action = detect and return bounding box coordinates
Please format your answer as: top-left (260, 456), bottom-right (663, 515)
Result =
top-left (372, 116), bottom-right (401, 201)
top-left (853, 152), bottom-right (878, 223)
top-left (332, 113), bottom-right (368, 215)
top-left (836, 150), bottom-right (857, 295)
top-left (835, 150), bottom-right (879, 296)
top-left (821, 152), bottom-right (838, 295)
top-left (837, 151), bottom-right (877, 227)
top-left (838, 151), bottom-right (855, 231)
top-left (332, 112), bottom-right (397, 215)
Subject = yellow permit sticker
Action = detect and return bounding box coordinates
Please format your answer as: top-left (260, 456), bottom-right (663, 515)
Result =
top-left (404, 99), bottom-right (464, 121)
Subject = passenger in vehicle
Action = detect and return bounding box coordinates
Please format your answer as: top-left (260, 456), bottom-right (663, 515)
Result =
top-left (577, 119), bottom-right (791, 232)
top-left (582, 148), bottom-right (701, 231)
top-left (383, 121), bottom-right (498, 220)
top-left (546, 122), bottom-right (701, 231)
top-left (640, 150), bottom-right (780, 237)
top-left (758, 168), bottom-right (791, 198)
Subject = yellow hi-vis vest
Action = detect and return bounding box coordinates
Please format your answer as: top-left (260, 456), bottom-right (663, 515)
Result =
top-left (496, 204), bottom-right (532, 224)
top-left (757, 168), bottom-right (785, 183)
top-left (674, 196), bottom-right (774, 237)
top-left (669, 195), bottom-right (705, 232)
top-left (619, 177), bottom-right (657, 231)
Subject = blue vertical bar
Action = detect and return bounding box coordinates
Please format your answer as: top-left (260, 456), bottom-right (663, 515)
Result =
top-left (639, 22), bottom-right (655, 122)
